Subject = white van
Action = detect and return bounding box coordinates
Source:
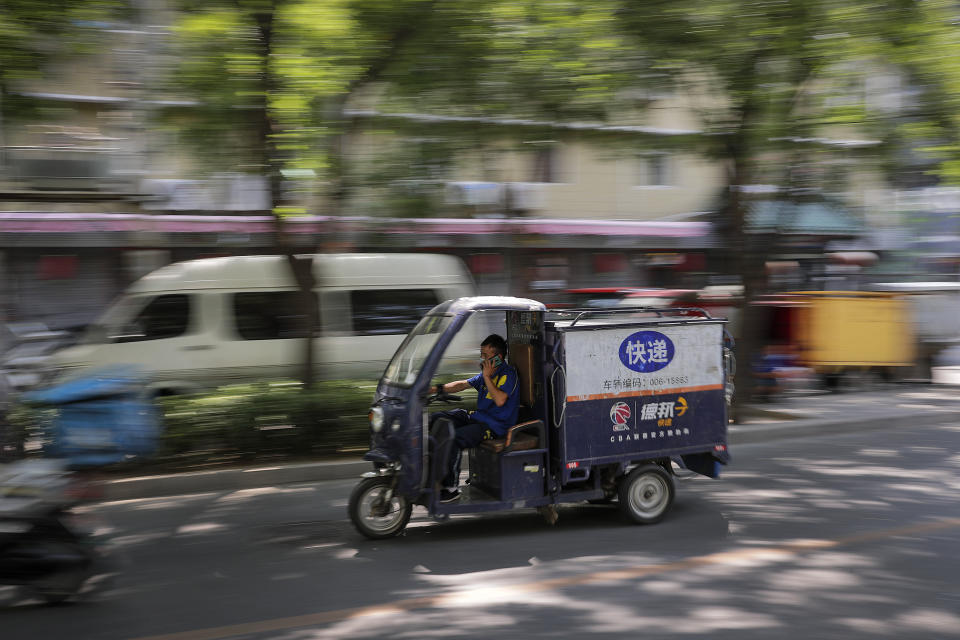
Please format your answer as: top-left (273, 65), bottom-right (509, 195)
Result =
top-left (48, 253), bottom-right (476, 394)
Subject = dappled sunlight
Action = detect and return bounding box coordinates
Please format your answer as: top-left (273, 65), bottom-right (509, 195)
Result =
top-left (896, 608), bottom-right (960, 633)
top-left (837, 608), bottom-right (960, 636)
top-left (858, 448), bottom-right (901, 458)
top-left (835, 617), bottom-right (893, 635)
top-left (18, 424), bottom-right (950, 638)
top-left (767, 568), bottom-right (862, 590)
top-left (300, 543), bottom-right (926, 637)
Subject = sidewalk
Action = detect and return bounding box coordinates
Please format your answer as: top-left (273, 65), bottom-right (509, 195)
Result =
top-left (99, 384), bottom-right (960, 501)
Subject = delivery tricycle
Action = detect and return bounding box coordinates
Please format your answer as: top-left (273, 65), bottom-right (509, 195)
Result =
top-left (348, 296), bottom-right (730, 539)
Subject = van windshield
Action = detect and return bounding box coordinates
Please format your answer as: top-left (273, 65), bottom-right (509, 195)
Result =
top-left (81, 296), bottom-right (144, 344)
top-left (382, 314), bottom-right (454, 387)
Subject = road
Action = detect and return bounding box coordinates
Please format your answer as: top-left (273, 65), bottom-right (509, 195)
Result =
top-left (3, 419), bottom-right (959, 640)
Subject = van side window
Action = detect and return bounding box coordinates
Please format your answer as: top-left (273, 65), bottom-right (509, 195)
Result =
top-left (124, 294), bottom-right (191, 341)
top-left (233, 292), bottom-right (316, 340)
top-left (350, 289), bottom-right (439, 335)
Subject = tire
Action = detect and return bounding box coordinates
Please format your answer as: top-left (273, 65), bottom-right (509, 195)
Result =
top-left (348, 477), bottom-right (412, 539)
top-left (29, 542), bottom-right (94, 604)
top-left (617, 465), bottom-right (674, 525)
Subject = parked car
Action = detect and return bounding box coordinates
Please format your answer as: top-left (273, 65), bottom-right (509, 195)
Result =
top-left (1, 324), bottom-right (77, 393)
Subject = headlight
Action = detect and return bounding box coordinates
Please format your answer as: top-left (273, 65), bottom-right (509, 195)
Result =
top-left (369, 406), bottom-right (384, 432)
top-left (390, 418), bottom-right (402, 432)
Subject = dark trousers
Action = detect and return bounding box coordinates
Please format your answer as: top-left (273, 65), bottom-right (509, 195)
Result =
top-left (430, 409), bottom-right (494, 488)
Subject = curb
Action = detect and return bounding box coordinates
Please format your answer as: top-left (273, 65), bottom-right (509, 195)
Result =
top-left (98, 407), bottom-right (960, 501)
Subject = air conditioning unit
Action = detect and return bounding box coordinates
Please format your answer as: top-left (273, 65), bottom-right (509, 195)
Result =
top-left (140, 179), bottom-right (216, 211)
top-left (215, 173), bottom-right (271, 211)
top-left (506, 182), bottom-right (547, 212)
top-left (141, 174), bottom-right (270, 211)
top-left (444, 181), bottom-right (504, 206)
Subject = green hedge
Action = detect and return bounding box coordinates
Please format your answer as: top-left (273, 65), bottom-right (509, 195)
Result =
top-left (155, 380), bottom-right (377, 460)
top-left (2, 380), bottom-right (377, 468)
top-left (5, 380), bottom-right (476, 470)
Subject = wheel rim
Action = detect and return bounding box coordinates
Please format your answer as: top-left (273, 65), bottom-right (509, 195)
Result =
top-left (627, 472), bottom-right (669, 518)
top-left (359, 486), bottom-right (407, 533)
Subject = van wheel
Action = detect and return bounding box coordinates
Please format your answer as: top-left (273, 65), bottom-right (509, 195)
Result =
top-left (618, 465), bottom-right (674, 524)
top-left (349, 477), bottom-right (412, 539)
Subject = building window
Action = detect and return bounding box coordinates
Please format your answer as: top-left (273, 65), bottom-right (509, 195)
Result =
top-left (531, 146), bottom-right (561, 183)
top-left (233, 291), bottom-right (315, 340)
top-left (351, 289), bottom-right (440, 336)
top-left (636, 153), bottom-right (673, 187)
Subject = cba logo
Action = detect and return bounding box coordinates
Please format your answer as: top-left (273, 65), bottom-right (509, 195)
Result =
top-left (619, 330), bottom-right (674, 373)
top-left (610, 401), bottom-right (631, 431)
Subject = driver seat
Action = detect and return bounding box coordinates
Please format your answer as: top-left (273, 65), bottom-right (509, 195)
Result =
top-left (468, 341), bottom-right (547, 500)
top-left (479, 342), bottom-right (540, 453)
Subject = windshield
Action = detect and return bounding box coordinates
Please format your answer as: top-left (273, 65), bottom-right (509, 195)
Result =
top-left (81, 295), bottom-right (146, 344)
top-left (382, 314), bottom-right (454, 387)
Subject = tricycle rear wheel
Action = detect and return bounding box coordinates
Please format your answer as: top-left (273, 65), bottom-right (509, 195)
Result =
top-left (349, 477), bottom-right (412, 539)
top-left (618, 465), bottom-right (674, 524)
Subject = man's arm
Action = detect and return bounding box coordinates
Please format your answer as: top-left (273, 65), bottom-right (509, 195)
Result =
top-left (433, 379), bottom-right (471, 394)
top-left (482, 374), bottom-right (509, 407)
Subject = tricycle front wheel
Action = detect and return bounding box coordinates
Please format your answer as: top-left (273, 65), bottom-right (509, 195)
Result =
top-left (618, 465), bottom-right (674, 524)
top-left (349, 477), bottom-right (412, 539)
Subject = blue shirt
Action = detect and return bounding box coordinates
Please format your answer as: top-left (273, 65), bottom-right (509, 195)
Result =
top-left (467, 363), bottom-right (520, 437)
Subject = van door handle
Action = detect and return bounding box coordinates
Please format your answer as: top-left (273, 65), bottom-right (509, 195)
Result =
top-left (182, 345), bottom-right (214, 351)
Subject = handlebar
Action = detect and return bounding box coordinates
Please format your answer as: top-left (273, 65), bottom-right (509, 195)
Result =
top-left (428, 387), bottom-right (462, 405)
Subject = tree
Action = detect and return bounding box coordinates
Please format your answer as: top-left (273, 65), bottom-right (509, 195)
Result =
top-left (168, 0), bottom-right (446, 386)
top-left (165, 0), bottom-right (643, 384)
top-left (611, 0), bottom-right (960, 415)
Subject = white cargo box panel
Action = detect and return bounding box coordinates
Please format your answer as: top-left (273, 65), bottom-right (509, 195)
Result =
top-left (551, 317), bottom-right (727, 466)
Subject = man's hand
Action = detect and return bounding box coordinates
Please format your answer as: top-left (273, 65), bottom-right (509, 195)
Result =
top-left (481, 357), bottom-right (496, 379)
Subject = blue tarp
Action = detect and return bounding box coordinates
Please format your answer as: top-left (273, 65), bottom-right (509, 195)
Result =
top-left (24, 367), bottom-right (160, 468)
top-left (23, 366), bottom-right (142, 405)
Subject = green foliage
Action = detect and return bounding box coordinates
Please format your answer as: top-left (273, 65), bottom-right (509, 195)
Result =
top-left (0, 1), bottom-right (123, 86)
top-left (4, 380), bottom-right (382, 468)
top-left (156, 380), bottom-right (376, 460)
top-left (162, 0), bottom-right (652, 204)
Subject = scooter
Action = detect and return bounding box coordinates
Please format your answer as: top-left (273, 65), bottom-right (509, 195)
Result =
top-left (0, 460), bottom-right (100, 604)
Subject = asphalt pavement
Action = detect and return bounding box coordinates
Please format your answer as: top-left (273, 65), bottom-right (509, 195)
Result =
top-left (98, 383), bottom-right (960, 501)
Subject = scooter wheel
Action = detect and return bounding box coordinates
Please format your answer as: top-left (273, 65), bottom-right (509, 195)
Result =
top-left (617, 465), bottom-right (674, 525)
top-left (29, 542), bottom-right (94, 604)
top-left (348, 477), bottom-right (412, 539)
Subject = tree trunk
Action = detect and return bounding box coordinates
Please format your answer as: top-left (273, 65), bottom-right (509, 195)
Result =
top-left (251, 2), bottom-right (319, 389)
